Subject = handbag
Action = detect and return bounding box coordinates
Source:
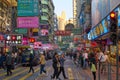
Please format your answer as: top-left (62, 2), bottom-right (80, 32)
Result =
top-left (57, 62), bottom-right (60, 68)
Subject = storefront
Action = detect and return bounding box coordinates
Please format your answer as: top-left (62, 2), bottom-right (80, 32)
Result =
top-left (88, 4), bottom-right (120, 65)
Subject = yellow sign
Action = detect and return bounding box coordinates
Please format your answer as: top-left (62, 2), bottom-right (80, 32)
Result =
top-left (32, 28), bottom-right (39, 32)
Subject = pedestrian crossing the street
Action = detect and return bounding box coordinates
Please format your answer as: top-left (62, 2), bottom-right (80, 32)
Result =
top-left (0, 58), bottom-right (94, 80)
top-left (0, 66), bottom-right (82, 80)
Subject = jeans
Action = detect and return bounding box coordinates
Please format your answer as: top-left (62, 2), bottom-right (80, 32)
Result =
top-left (40, 64), bottom-right (46, 74)
top-left (83, 59), bottom-right (88, 68)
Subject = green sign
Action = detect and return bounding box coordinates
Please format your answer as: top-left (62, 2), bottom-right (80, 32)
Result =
top-left (72, 28), bottom-right (82, 35)
top-left (62, 36), bottom-right (73, 42)
top-left (14, 28), bottom-right (27, 34)
top-left (17, 0), bottom-right (39, 16)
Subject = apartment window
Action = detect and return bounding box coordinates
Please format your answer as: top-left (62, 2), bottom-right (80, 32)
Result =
top-left (42, 5), bottom-right (48, 9)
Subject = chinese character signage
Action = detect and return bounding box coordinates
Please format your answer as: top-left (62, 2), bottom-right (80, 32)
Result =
top-left (17, 17), bottom-right (39, 28)
top-left (17, 0), bottom-right (39, 16)
top-left (38, 36), bottom-right (49, 42)
top-left (14, 28), bottom-right (28, 34)
top-left (5, 34), bottom-right (23, 46)
top-left (22, 37), bottom-right (29, 45)
top-left (55, 30), bottom-right (71, 36)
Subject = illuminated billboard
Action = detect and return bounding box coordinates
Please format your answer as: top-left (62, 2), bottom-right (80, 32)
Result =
top-left (17, 17), bottom-right (39, 28)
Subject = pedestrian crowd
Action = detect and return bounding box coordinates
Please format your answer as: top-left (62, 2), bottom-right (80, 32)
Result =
top-left (0, 48), bottom-right (110, 80)
top-left (67, 49), bottom-right (110, 80)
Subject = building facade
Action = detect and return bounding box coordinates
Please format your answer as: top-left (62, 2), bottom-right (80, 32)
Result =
top-left (39, 0), bottom-right (55, 43)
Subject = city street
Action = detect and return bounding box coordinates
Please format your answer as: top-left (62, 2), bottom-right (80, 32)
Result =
top-left (0, 57), bottom-right (93, 80)
top-left (0, 57), bottom-right (119, 80)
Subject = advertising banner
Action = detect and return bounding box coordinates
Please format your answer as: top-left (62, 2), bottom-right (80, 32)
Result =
top-left (38, 36), bottom-right (49, 42)
top-left (118, 7), bottom-right (120, 27)
top-left (17, 0), bottom-right (39, 16)
top-left (22, 37), bottom-right (29, 45)
top-left (34, 42), bottom-right (42, 48)
top-left (17, 17), bottom-right (39, 28)
top-left (40, 29), bottom-right (49, 36)
top-left (55, 30), bottom-right (71, 36)
top-left (14, 28), bottom-right (28, 34)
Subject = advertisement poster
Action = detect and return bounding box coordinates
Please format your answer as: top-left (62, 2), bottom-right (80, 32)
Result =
top-left (17, 17), bottom-right (39, 28)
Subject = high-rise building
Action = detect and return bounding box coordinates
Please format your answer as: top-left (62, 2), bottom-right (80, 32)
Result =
top-left (0, 0), bottom-right (17, 33)
top-left (73, 0), bottom-right (77, 28)
top-left (76, 0), bottom-right (91, 38)
top-left (58, 11), bottom-right (66, 30)
top-left (39, 0), bottom-right (55, 43)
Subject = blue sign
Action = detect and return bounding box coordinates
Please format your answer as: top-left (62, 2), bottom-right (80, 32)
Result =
top-left (101, 19), bottom-right (109, 34)
top-left (118, 7), bottom-right (120, 27)
top-left (17, 0), bottom-right (39, 16)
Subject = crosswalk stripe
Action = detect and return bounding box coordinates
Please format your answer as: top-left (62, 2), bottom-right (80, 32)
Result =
top-left (35, 67), bottom-right (51, 80)
top-left (0, 67), bottom-right (23, 77)
top-left (67, 68), bottom-right (74, 80)
top-left (77, 70), bottom-right (82, 80)
top-left (19, 67), bottom-right (39, 80)
top-left (3, 68), bottom-right (29, 80)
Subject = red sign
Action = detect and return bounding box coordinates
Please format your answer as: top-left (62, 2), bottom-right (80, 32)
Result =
top-left (0, 35), bottom-right (4, 40)
top-left (55, 30), bottom-right (71, 36)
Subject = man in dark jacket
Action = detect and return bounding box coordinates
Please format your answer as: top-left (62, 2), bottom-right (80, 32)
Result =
top-left (28, 53), bottom-right (34, 73)
top-left (6, 52), bottom-right (12, 76)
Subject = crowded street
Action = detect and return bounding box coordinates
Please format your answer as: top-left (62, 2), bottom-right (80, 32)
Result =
top-left (0, 56), bottom-right (119, 80)
top-left (0, 0), bottom-right (120, 80)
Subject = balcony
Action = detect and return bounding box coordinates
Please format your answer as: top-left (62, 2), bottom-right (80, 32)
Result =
top-left (41, 0), bottom-right (48, 5)
top-left (42, 8), bottom-right (49, 13)
top-left (40, 16), bottom-right (48, 21)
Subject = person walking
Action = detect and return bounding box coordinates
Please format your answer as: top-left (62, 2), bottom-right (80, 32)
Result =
top-left (100, 51), bottom-right (109, 74)
top-left (83, 50), bottom-right (88, 69)
top-left (28, 52), bottom-right (34, 73)
top-left (51, 52), bottom-right (59, 79)
top-left (56, 53), bottom-right (68, 80)
top-left (5, 52), bottom-right (13, 76)
top-left (39, 52), bottom-right (47, 75)
top-left (89, 53), bottom-right (97, 80)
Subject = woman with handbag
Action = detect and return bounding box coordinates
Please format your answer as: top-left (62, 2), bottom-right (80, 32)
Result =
top-left (51, 52), bottom-right (60, 79)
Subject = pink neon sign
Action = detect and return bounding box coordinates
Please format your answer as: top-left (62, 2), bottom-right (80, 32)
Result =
top-left (22, 37), bottom-right (29, 45)
top-left (17, 17), bottom-right (39, 28)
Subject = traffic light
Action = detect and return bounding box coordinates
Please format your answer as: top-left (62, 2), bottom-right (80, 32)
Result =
top-left (110, 11), bottom-right (117, 32)
top-left (29, 38), bottom-right (35, 43)
top-left (109, 11), bottom-right (118, 45)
